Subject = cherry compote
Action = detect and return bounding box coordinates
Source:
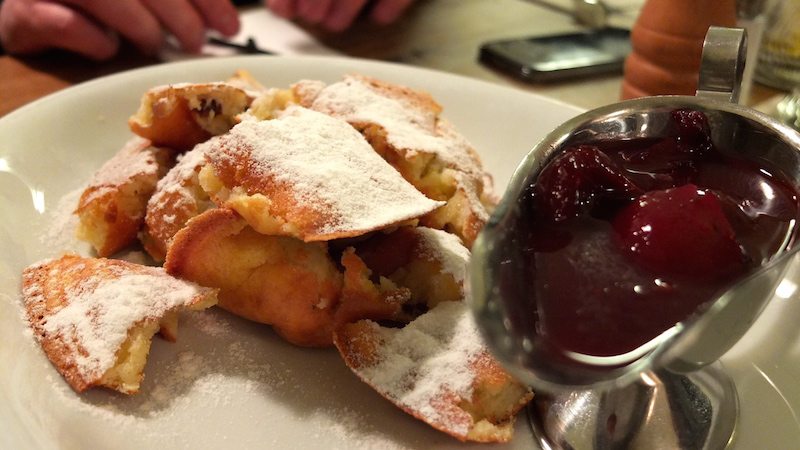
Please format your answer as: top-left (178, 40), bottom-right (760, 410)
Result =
top-left (526, 109), bottom-right (800, 357)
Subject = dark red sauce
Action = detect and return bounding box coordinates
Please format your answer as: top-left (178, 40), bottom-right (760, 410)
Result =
top-left (525, 110), bottom-right (800, 357)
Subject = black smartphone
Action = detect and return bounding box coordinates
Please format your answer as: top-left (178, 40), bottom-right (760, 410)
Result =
top-left (479, 27), bottom-right (631, 82)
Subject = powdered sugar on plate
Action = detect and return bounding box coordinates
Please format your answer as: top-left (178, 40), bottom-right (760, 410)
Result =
top-left (37, 307), bottom-right (425, 449)
top-left (40, 186), bottom-right (90, 255)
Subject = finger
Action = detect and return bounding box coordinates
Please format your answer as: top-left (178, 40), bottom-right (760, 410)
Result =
top-left (267, 0), bottom-right (296, 19)
top-left (1, 2), bottom-right (118, 60)
top-left (323, 0), bottom-right (369, 32)
top-left (62, 0), bottom-right (163, 54)
top-left (191, 0), bottom-right (240, 36)
top-left (370, 0), bottom-right (413, 25)
top-left (142, 0), bottom-right (206, 53)
top-left (298, 0), bottom-right (332, 24)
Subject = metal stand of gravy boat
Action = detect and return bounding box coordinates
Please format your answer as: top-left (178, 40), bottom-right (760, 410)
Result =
top-left (470, 27), bottom-right (800, 449)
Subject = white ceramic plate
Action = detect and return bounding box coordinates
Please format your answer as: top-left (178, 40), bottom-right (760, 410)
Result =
top-left (0, 55), bottom-right (797, 450)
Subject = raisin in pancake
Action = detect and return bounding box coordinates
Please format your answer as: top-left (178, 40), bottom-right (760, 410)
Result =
top-left (198, 106), bottom-right (444, 242)
top-left (141, 86), bottom-right (299, 263)
top-left (75, 136), bottom-right (173, 257)
top-left (129, 81), bottom-right (254, 151)
top-left (21, 254), bottom-right (217, 394)
top-left (334, 301), bottom-right (532, 443)
top-left (294, 74), bottom-right (494, 246)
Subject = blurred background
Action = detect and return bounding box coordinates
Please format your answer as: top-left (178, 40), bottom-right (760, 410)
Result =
top-left (1, 0), bottom-right (798, 124)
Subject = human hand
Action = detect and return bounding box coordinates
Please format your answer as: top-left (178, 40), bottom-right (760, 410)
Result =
top-left (267, 0), bottom-right (414, 32)
top-left (0, 0), bottom-right (240, 60)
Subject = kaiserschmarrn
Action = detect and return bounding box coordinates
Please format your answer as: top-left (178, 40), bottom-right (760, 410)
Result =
top-left (22, 254), bottom-right (217, 394)
top-left (21, 70), bottom-right (532, 443)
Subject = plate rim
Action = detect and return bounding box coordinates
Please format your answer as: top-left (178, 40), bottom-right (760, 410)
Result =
top-left (0, 54), bottom-right (583, 131)
top-left (0, 54), bottom-right (586, 450)
top-left (7, 54), bottom-right (796, 450)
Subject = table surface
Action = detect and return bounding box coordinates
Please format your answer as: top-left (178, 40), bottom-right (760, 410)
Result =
top-left (0, 0), bottom-right (786, 118)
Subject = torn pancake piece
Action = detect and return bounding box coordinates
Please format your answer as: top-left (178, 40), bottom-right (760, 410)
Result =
top-left (334, 301), bottom-right (532, 442)
top-left (129, 81), bottom-right (254, 151)
top-left (75, 136), bottom-right (173, 257)
top-left (338, 247), bottom-right (411, 327)
top-left (141, 143), bottom-right (214, 262)
top-left (245, 87), bottom-right (297, 121)
top-left (346, 226), bottom-right (470, 320)
top-left (21, 254), bottom-right (218, 394)
top-left (199, 106), bottom-right (444, 241)
top-left (296, 75), bottom-right (494, 246)
top-left (165, 208), bottom-right (408, 347)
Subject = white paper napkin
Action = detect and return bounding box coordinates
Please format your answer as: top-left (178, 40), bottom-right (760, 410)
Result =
top-left (160, 6), bottom-right (340, 61)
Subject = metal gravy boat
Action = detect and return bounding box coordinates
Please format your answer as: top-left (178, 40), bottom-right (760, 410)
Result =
top-left (470, 27), bottom-right (800, 449)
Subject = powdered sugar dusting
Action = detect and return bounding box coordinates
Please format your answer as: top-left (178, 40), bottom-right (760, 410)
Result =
top-left (187, 309), bottom-right (232, 337)
top-left (208, 106), bottom-right (444, 237)
top-left (40, 187), bottom-right (90, 254)
top-left (143, 142), bottom-right (214, 258)
top-left (291, 79), bottom-right (327, 106)
top-left (355, 301), bottom-right (483, 435)
top-left (308, 76), bottom-right (481, 175)
top-left (81, 137), bottom-right (160, 205)
top-left (146, 143), bottom-right (208, 218)
top-left (37, 308), bottom-right (419, 449)
top-left (47, 341), bottom-right (282, 446)
top-left (33, 260), bottom-right (211, 379)
top-left (312, 408), bottom-right (409, 450)
top-left (414, 227), bottom-right (470, 289)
